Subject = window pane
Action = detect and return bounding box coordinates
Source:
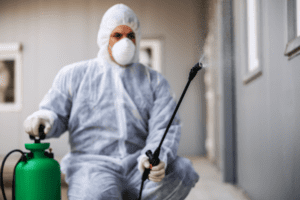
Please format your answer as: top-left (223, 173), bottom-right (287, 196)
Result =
top-left (297, 0), bottom-right (300, 36)
top-left (247, 0), bottom-right (259, 72)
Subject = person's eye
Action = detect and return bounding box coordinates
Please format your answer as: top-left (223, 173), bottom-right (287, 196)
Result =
top-left (127, 32), bottom-right (135, 40)
top-left (114, 33), bottom-right (122, 38)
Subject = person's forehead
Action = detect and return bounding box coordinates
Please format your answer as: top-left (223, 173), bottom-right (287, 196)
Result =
top-left (111, 25), bottom-right (133, 33)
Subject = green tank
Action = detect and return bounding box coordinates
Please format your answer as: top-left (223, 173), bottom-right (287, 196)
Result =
top-left (15, 143), bottom-right (61, 200)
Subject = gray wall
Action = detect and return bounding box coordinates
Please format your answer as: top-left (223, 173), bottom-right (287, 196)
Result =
top-left (204, 0), bottom-right (300, 199)
top-left (203, 0), bottom-right (222, 169)
top-left (0, 0), bottom-right (207, 158)
top-left (234, 0), bottom-right (300, 199)
top-left (203, 0), bottom-right (236, 182)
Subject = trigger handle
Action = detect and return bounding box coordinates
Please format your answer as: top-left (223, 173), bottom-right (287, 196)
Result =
top-left (145, 150), bottom-right (160, 167)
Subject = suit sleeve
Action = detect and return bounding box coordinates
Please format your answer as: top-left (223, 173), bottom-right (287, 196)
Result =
top-left (38, 65), bottom-right (74, 139)
top-left (138, 73), bottom-right (181, 168)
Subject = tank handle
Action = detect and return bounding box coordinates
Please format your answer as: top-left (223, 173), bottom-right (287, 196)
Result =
top-left (29, 125), bottom-right (46, 143)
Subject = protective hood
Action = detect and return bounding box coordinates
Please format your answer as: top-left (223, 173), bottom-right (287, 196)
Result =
top-left (97, 4), bottom-right (141, 65)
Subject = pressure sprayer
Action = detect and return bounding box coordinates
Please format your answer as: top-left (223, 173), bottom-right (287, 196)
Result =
top-left (0, 125), bottom-right (61, 200)
top-left (138, 62), bottom-right (203, 200)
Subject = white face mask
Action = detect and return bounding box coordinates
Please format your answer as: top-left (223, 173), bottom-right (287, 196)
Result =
top-left (111, 38), bottom-right (135, 66)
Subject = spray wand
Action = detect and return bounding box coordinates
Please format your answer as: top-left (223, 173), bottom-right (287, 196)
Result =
top-left (138, 62), bottom-right (203, 200)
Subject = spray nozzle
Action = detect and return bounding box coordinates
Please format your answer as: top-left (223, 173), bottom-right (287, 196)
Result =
top-left (189, 62), bottom-right (203, 81)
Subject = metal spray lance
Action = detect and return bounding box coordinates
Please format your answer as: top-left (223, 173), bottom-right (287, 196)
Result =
top-left (138, 62), bottom-right (203, 200)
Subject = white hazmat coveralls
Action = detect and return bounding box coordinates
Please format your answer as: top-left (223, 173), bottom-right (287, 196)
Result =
top-left (36, 4), bottom-right (199, 200)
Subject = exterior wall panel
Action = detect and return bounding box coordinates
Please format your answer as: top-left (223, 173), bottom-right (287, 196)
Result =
top-left (234, 0), bottom-right (300, 199)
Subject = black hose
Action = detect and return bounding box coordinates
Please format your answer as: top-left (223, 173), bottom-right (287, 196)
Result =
top-left (1, 150), bottom-right (27, 200)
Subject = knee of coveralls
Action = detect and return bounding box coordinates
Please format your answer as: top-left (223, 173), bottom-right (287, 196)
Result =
top-left (66, 164), bottom-right (124, 200)
top-left (140, 156), bottom-right (200, 200)
top-left (165, 156), bottom-right (200, 188)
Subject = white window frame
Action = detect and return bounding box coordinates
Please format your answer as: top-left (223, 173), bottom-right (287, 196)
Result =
top-left (139, 39), bottom-right (162, 73)
top-left (243, 0), bottom-right (263, 84)
top-left (0, 43), bottom-right (22, 112)
top-left (285, 0), bottom-right (300, 58)
top-left (297, 0), bottom-right (300, 36)
top-left (247, 0), bottom-right (259, 72)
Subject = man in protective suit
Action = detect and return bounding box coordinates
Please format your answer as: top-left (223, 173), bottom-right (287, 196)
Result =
top-left (24, 4), bottom-right (199, 200)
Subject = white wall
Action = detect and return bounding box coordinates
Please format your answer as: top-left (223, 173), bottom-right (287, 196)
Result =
top-left (0, 0), bottom-right (207, 158)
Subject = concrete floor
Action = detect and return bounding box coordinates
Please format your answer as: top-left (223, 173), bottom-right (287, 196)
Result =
top-left (1, 156), bottom-right (251, 200)
top-left (185, 157), bottom-right (251, 200)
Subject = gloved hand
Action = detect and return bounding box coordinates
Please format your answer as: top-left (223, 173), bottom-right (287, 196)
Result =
top-left (23, 110), bottom-right (54, 137)
top-left (138, 154), bottom-right (166, 182)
